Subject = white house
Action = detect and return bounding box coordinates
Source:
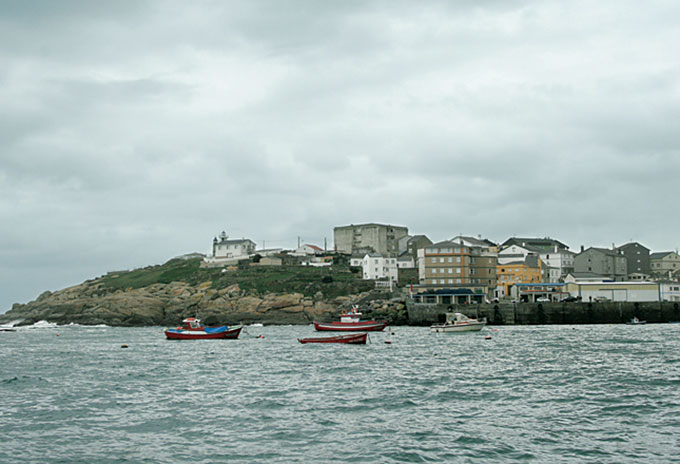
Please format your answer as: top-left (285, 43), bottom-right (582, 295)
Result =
top-left (362, 253), bottom-right (398, 282)
top-left (291, 244), bottom-right (324, 256)
top-left (203, 231), bottom-right (256, 265)
top-left (499, 244), bottom-right (574, 282)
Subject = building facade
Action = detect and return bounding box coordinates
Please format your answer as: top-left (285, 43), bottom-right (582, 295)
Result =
top-left (499, 237), bottom-right (573, 281)
top-left (573, 247), bottom-right (627, 281)
top-left (333, 223), bottom-right (409, 255)
top-left (650, 251), bottom-right (680, 278)
top-left (204, 231), bottom-right (256, 265)
top-left (361, 253), bottom-right (398, 282)
top-left (496, 255), bottom-right (544, 298)
top-left (418, 240), bottom-right (497, 298)
top-left (615, 242), bottom-right (650, 276)
top-left (564, 281), bottom-right (660, 302)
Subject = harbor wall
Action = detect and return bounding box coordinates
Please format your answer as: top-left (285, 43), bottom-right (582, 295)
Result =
top-left (407, 300), bottom-right (680, 325)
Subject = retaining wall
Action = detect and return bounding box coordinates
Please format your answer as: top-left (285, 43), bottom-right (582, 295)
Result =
top-left (407, 300), bottom-right (680, 325)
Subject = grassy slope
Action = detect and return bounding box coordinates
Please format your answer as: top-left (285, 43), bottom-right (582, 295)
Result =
top-left (99, 258), bottom-right (374, 298)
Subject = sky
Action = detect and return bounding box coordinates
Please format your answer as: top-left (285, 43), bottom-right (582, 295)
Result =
top-left (1, 0), bottom-right (679, 312)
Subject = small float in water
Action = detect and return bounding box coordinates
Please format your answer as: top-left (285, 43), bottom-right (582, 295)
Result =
top-left (164, 317), bottom-right (242, 340)
top-left (626, 317), bottom-right (647, 325)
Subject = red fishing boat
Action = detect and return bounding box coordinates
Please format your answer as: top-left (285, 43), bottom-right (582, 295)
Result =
top-left (164, 317), bottom-right (242, 340)
top-left (313, 306), bottom-right (388, 332)
top-left (298, 333), bottom-right (368, 344)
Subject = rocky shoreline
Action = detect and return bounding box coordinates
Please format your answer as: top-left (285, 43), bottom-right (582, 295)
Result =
top-left (0, 280), bottom-right (408, 327)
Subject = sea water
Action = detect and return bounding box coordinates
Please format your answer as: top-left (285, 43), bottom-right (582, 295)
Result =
top-left (1, 324), bottom-right (679, 463)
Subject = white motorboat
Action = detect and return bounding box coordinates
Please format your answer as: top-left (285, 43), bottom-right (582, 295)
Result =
top-left (431, 312), bottom-right (487, 333)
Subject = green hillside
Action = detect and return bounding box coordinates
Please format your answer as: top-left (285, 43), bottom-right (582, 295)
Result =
top-left (99, 258), bottom-right (374, 298)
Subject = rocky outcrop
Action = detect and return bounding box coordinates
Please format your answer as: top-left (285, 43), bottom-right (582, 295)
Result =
top-left (0, 280), bottom-right (408, 327)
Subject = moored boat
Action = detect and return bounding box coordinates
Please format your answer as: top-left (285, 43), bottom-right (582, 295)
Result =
top-left (164, 317), bottom-right (242, 340)
top-left (313, 306), bottom-right (388, 332)
top-left (431, 312), bottom-right (486, 333)
top-left (298, 333), bottom-right (368, 344)
top-left (626, 317), bottom-right (647, 325)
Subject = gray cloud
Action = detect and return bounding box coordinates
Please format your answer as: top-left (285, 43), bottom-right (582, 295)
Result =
top-left (2, 0), bottom-right (680, 312)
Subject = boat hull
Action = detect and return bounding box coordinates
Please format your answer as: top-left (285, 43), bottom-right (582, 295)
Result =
top-left (313, 321), bottom-right (388, 332)
top-left (430, 322), bottom-right (486, 333)
top-left (298, 333), bottom-right (368, 344)
top-left (165, 326), bottom-right (242, 340)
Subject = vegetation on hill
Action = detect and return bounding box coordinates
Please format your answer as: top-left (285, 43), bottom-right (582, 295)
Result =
top-left (99, 258), bottom-right (375, 298)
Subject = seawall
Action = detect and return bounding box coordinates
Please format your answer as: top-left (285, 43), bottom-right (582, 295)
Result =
top-left (407, 300), bottom-right (680, 325)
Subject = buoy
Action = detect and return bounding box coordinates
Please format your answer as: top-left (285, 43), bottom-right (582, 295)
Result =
top-left (485, 335), bottom-right (492, 340)
top-left (121, 344), bottom-right (129, 348)
top-left (384, 340), bottom-right (392, 344)
top-left (257, 335), bottom-right (264, 339)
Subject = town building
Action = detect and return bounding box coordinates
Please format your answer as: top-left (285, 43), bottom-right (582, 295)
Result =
top-left (615, 242), bottom-right (650, 277)
top-left (573, 247), bottom-right (627, 281)
top-left (660, 281), bottom-right (680, 301)
top-left (496, 255), bottom-right (544, 298)
top-left (290, 244), bottom-right (324, 256)
top-left (564, 281), bottom-right (660, 302)
top-left (417, 240), bottom-right (497, 299)
top-left (333, 223), bottom-right (408, 255)
top-left (203, 231), bottom-right (256, 266)
top-left (650, 251), bottom-right (680, 278)
top-left (499, 237), bottom-right (573, 281)
top-left (361, 253), bottom-right (398, 282)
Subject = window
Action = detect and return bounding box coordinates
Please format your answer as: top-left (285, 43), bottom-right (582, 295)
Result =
top-left (440, 258), bottom-right (444, 263)
top-left (456, 268), bottom-right (461, 274)
top-left (448, 257), bottom-right (452, 263)
top-left (431, 258), bottom-right (436, 264)
top-left (448, 279), bottom-right (453, 284)
top-left (456, 279), bottom-right (461, 284)
top-left (454, 248), bottom-right (461, 253)
top-left (432, 269), bottom-right (437, 274)
top-left (448, 268), bottom-right (452, 274)
top-left (456, 257), bottom-right (461, 263)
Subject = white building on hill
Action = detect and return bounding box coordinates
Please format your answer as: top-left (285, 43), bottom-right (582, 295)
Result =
top-left (362, 253), bottom-right (398, 282)
top-left (203, 231), bottom-right (256, 265)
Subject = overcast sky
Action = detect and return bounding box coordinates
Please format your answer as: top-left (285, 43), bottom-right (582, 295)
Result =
top-left (1, 0), bottom-right (679, 312)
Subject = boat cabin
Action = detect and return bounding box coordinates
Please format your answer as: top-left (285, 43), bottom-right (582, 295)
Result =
top-left (182, 317), bottom-right (202, 329)
top-left (339, 306), bottom-right (362, 323)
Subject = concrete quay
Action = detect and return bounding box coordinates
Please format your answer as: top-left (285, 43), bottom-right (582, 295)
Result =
top-left (407, 300), bottom-right (680, 325)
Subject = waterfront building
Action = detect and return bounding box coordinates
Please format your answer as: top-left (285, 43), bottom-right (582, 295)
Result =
top-left (650, 251), bottom-right (680, 278)
top-left (417, 240), bottom-right (497, 299)
top-left (203, 231), bottom-right (256, 266)
top-left (499, 237), bottom-right (574, 281)
top-left (333, 223), bottom-right (408, 255)
top-left (361, 253), bottom-right (398, 282)
top-left (615, 242), bottom-right (650, 277)
top-left (564, 281), bottom-right (660, 302)
top-left (496, 255), bottom-right (544, 298)
top-left (660, 281), bottom-right (680, 301)
top-left (573, 247), bottom-right (627, 281)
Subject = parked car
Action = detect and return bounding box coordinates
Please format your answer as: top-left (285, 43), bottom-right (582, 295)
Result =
top-left (593, 296), bottom-right (610, 302)
top-left (536, 297), bottom-right (550, 302)
top-left (560, 296), bottom-right (580, 303)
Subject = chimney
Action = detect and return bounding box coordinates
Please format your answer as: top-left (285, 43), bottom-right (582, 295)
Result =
top-left (612, 242), bottom-right (616, 250)
top-left (580, 245), bottom-right (584, 252)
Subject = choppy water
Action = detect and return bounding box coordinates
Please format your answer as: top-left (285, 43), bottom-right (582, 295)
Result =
top-left (1, 323), bottom-right (679, 463)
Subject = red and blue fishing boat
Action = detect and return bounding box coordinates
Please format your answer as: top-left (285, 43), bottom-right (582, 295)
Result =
top-left (313, 306), bottom-right (388, 332)
top-left (298, 332), bottom-right (368, 344)
top-left (164, 317), bottom-right (242, 340)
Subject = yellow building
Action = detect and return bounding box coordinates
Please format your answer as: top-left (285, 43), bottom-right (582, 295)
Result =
top-left (496, 255), bottom-right (543, 297)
